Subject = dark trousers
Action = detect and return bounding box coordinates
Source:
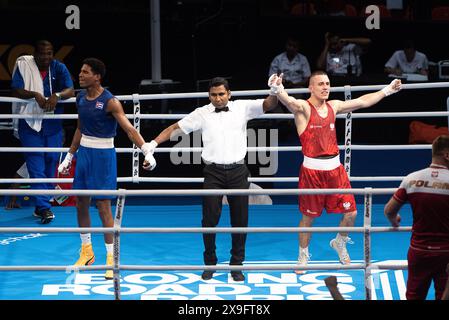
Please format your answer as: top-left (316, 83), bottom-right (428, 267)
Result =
top-left (406, 246), bottom-right (449, 300)
top-left (19, 122), bottom-right (63, 212)
top-left (202, 163), bottom-right (250, 266)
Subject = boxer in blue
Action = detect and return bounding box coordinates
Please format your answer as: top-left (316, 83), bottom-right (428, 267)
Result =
top-left (58, 58), bottom-right (156, 279)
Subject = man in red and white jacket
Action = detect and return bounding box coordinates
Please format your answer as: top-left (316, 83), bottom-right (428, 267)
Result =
top-left (385, 135), bottom-right (449, 300)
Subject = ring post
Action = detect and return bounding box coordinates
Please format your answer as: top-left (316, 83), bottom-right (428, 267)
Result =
top-left (112, 189), bottom-right (126, 300)
top-left (132, 94), bottom-right (141, 184)
top-left (344, 85), bottom-right (352, 176)
top-left (363, 187), bottom-right (373, 300)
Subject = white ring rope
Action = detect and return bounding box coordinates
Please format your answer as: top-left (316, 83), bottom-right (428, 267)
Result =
top-left (0, 175), bottom-right (407, 184)
top-left (0, 264), bottom-right (366, 272)
top-left (0, 144), bottom-right (433, 153)
top-left (1, 111), bottom-right (448, 120)
top-left (1, 81), bottom-right (448, 104)
top-left (0, 187), bottom-right (397, 196)
top-left (0, 226), bottom-right (412, 234)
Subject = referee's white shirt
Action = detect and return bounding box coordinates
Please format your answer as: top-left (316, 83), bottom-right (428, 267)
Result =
top-left (178, 99), bottom-right (265, 164)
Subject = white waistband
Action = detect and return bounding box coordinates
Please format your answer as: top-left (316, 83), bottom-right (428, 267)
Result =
top-left (303, 155), bottom-right (340, 170)
top-left (80, 134), bottom-right (114, 149)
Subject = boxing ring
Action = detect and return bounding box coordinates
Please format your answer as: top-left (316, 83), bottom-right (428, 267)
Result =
top-left (1, 82), bottom-right (449, 300)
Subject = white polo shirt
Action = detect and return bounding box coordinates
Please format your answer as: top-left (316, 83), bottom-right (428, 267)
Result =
top-left (269, 52), bottom-right (311, 84)
top-left (178, 99), bottom-right (265, 164)
top-left (326, 43), bottom-right (362, 76)
top-left (385, 50), bottom-right (429, 74)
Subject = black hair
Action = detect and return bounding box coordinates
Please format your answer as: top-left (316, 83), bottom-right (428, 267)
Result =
top-left (35, 40), bottom-right (53, 50)
top-left (208, 77), bottom-right (230, 91)
top-left (82, 57), bottom-right (106, 80)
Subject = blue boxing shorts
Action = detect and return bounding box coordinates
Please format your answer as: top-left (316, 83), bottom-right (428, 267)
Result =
top-left (73, 145), bottom-right (117, 200)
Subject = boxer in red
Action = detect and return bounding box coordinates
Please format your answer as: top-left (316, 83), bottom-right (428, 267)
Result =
top-left (269, 71), bottom-right (401, 273)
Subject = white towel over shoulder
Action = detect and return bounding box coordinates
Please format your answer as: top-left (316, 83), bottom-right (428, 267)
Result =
top-left (11, 55), bottom-right (45, 136)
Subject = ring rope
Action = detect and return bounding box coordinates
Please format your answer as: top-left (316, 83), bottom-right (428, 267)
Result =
top-left (0, 187), bottom-right (397, 196)
top-left (1, 110), bottom-right (448, 120)
top-left (0, 226), bottom-right (412, 234)
top-left (0, 175), bottom-right (407, 184)
top-left (0, 144), bottom-right (433, 153)
top-left (0, 263), bottom-right (367, 272)
top-left (1, 81), bottom-right (448, 104)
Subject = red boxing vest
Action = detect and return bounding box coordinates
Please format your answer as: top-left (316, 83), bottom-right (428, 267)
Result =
top-left (299, 101), bottom-right (339, 158)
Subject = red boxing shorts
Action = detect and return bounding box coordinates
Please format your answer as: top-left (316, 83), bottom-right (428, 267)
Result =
top-left (298, 156), bottom-right (356, 217)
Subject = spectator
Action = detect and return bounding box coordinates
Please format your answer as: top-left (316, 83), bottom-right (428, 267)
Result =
top-left (11, 40), bottom-right (75, 224)
top-left (269, 37), bottom-right (311, 89)
top-left (384, 40), bottom-right (429, 76)
top-left (317, 32), bottom-right (371, 77)
top-left (384, 135), bottom-right (449, 300)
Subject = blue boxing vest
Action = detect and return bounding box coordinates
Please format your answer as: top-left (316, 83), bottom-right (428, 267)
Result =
top-left (76, 89), bottom-right (117, 138)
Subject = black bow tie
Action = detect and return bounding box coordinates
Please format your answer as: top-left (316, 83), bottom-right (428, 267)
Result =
top-left (215, 106), bottom-right (229, 113)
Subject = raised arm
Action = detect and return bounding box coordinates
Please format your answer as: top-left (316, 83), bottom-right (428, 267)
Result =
top-left (262, 94), bottom-right (279, 113)
top-left (268, 73), bottom-right (307, 115)
top-left (333, 79), bottom-right (401, 114)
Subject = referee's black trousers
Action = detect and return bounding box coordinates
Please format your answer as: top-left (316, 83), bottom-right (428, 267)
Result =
top-left (202, 163), bottom-right (250, 266)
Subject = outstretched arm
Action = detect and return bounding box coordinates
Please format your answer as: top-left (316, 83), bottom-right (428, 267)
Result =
top-left (153, 122), bottom-right (183, 146)
top-left (139, 121), bottom-right (184, 164)
top-left (262, 94), bottom-right (278, 113)
top-left (333, 79), bottom-right (401, 114)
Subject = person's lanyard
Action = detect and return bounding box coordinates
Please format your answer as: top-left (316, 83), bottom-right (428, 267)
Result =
top-left (48, 65), bottom-right (53, 95)
top-left (40, 66), bottom-right (53, 96)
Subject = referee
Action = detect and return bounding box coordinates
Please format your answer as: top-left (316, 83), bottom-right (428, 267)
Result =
top-left (146, 77), bottom-right (278, 281)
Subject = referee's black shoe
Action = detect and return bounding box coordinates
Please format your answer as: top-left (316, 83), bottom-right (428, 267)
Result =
top-left (231, 271), bottom-right (245, 282)
top-left (33, 208), bottom-right (55, 224)
top-left (201, 270), bottom-right (215, 280)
